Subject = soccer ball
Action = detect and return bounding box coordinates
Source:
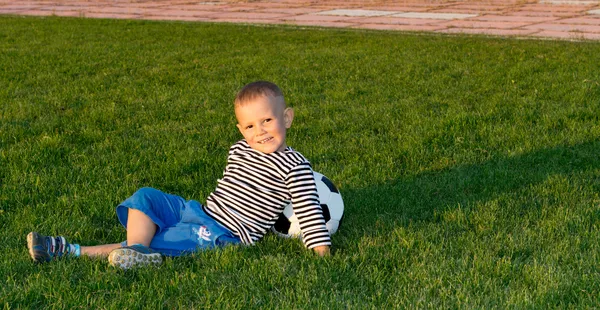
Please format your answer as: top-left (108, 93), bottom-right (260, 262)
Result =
top-left (272, 171), bottom-right (344, 238)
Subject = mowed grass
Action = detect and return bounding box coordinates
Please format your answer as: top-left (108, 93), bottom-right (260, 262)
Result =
top-left (1, 15), bottom-right (600, 308)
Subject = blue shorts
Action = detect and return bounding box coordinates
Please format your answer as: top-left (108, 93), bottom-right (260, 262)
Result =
top-left (116, 187), bottom-right (240, 256)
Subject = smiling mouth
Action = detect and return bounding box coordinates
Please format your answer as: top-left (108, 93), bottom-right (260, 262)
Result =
top-left (258, 137), bottom-right (273, 144)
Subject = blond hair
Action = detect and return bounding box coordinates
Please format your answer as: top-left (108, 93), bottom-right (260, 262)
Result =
top-left (234, 81), bottom-right (285, 107)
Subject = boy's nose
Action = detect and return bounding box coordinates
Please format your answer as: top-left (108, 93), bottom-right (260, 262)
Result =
top-left (255, 125), bottom-right (266, 136)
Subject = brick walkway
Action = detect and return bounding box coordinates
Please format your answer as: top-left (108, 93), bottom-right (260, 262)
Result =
top-left (2, 0), bottom-right (600, 40)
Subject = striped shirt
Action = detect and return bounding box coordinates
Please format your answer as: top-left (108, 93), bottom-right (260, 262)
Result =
top-left (203, 140), bottom-right (331, 249)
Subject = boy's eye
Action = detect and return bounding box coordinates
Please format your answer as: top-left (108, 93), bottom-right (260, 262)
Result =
top-left (245, 125), bottom-right (253, 130)
top-left (264, 118), bottom-right (272, 123)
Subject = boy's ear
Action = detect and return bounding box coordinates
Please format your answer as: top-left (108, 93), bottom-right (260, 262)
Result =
top-left (284, 108), bottom-right (294, 128)
top-left (236, 123), bottom-right (244, 135)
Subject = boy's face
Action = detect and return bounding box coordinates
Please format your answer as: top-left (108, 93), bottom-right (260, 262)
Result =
top-left (235, 95), bottom-right (294, 154)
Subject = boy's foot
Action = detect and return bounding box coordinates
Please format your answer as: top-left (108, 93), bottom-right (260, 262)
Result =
top-left (27, 232), bottom-right (75, 263)
top-left (108, 244), bottom-right (162, 269)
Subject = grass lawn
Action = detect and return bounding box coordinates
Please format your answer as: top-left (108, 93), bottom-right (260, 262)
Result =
top-left (1, 15), bottom-right (599, 308)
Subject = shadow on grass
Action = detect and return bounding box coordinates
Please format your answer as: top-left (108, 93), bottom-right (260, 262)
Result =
top-left (339, 140), bottom-right (600, 242)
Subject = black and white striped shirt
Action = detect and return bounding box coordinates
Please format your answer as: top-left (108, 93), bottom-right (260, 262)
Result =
top-left (203, 140), bottom-right (331, 249)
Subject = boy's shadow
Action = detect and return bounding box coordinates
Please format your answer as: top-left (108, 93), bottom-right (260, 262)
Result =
top-left (339, 140), bottom-right (600, 244)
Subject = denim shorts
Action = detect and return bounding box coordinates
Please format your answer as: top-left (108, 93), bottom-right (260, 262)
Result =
top-left (116, 187), bottom-right (240, 256)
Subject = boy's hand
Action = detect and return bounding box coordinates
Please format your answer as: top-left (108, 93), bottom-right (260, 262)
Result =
top-left (312, 245), bottom-right (330, 257)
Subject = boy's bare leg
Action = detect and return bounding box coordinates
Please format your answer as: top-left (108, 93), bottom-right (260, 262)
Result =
top-left (126, 208), bottom-right (157, 247)
top-left (81, 243), bottom-right (122, 257)
top-left (107, 208), bottom-right (162, 269)
top-left (79, 209), bottom-right (156, 257)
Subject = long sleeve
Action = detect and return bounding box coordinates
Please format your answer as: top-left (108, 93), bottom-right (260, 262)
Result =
top-left (286, 163), bottom-right (331, 249)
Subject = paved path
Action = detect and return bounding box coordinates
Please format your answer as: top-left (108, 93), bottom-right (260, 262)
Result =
top-left (2, 0), bottom-right (600, 41)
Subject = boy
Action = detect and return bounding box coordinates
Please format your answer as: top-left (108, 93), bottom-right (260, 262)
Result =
top-left (27, 81), bottom-right (331, 269)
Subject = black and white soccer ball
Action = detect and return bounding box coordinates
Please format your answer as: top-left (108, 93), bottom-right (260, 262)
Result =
top-left (272, 171), bottom-right (344, 238)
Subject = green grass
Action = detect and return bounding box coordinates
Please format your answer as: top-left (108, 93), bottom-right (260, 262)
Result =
top-left (1, 15), bottom-right (600, 308)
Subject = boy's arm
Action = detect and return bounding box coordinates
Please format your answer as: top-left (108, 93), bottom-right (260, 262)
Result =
top-left (285, 164), bottom-right (332, 251)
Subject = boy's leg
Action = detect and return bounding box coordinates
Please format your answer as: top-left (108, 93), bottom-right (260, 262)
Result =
top-left (28, 232), bottom-right (122, 262)
top-left (80, 243), bottom-right (122, 257)
top-left (28, 188), bottom-right (177, 266)
top-left (109, 193), bottom-right (176, 269)
top-left (77, 206), bottom-right (158, 259)
top-left (125, 208), bottom-right (157, 247)
top-left (107, 208), bottom-right (162, 269)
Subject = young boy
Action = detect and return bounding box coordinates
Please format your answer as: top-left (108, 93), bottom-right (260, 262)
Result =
top-left (27, 81), bottom-right (331, 269)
